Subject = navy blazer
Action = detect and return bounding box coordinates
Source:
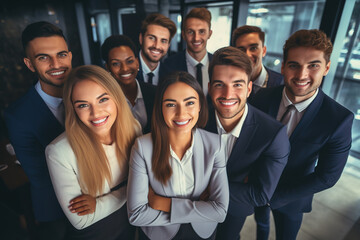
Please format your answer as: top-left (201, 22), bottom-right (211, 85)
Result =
top-left (265, 67), bottom-right (283, 87)
top-left (138, 81), bottom-right (156, 134)
top-left (163, 50), bottom-right (213, 73)
top-left (205, 103), bottom-right (289, 217)
top-left (4, 86), bottom-right (65, 221)
top-left (250, 86), bottom-right (354, 214)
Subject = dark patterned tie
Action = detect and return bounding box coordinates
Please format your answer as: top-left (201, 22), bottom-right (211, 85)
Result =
top-left (196, 63), bottom-right (203, 88)
top-left (147, 72), bottom-right (154, 85)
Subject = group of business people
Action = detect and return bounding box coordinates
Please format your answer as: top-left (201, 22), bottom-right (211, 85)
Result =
top-left (4, 6), bottom-right (354, 240)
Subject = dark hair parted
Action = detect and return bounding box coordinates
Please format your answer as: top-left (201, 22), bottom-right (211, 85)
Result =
top-left (232, 25), bottom-right (265, 47)
top-left (140, 13), bottom-right (177, 41)
top-left (183, 7), bottom-right (212, 30)
top-left (283, 29), bottom-right (333, 63)
top-left (209, 46), bottom-right (253, 83)
top-left (22, 21), bottom-right (66, 56)
top-left (101, 35), bottom-right (137, 63)
top-left (151, 71), bottom-right (208, 184)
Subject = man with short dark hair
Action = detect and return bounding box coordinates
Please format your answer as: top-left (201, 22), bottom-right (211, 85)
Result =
top-left (4, 21), bottom-right (72, 239)
top-left (164, 7), bottom-right (213, 95)
top-left (205, 46), bottom-right (289, 240)
top-left (232, 25), bottom-right (283, 95)
top-left (251, 29), bottom-right (354, 240)
top-left (137, 13), bottom-right (176, 85)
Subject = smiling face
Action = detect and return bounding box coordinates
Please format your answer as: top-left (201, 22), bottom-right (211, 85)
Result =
top-left (72, 80), bottom-right (117, 144)
top-left (162, 82), bottom-right (200, 136)
top-left (106, 46), bottom-right (139, 87)
top-left (182, 18), bottom-right (212, 58)
top-left (139, 24), bottom-right (171, 64)
top-left (209, 65), bottom-right (252, 130)
top-left (282, 46), bottom-right (330, 104)
top-left (24, 36), bottom-right (72, 97)
top-left (235, 33), bottom-right (266, 80)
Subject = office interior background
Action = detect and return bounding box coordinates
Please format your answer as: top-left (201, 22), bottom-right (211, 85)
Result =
top-left (0, 0), bottom-right (359, 239)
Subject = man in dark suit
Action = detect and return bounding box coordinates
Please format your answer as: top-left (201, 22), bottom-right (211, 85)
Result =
top-left (164, 8), bottom-right (213, 95)
top-left (101, 34), bottom-right (156, 134)
top-left (137, 13), bottom-right (176, 85)
top-left (232, 25), bottom-right (283, 95)
top-left (250, 29), bottom-right (354, 240)
top-left (205, 46), bottom-right (290, 240)
top-left (4, 21), bottom-right (72, 239)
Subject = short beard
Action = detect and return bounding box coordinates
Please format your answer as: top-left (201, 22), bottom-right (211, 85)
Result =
top-left (39, 75), bottom-right (64, 88)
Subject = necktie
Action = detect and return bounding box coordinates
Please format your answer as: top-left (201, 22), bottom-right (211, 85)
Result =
top-left (280, 104), bottom-right (296, 136)
top-left (147, 72), bottom-right (154, 85)
top-left (196, 63), bottom-right (203, 88)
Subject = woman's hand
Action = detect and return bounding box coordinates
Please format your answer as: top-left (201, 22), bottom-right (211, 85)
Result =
top-left (68, 194), bottom-right (96, 216)
top-left (148, 186), bottom-right (171, 213)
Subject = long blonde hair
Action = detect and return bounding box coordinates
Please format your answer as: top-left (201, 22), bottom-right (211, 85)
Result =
top-left (63, 65), bottom-right (139, 196)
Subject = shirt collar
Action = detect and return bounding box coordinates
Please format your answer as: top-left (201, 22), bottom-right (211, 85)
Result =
top-left (34, 81), bottom-right (63, 108)
top-left (185, 49), bottom-right (209, 67)
top-left (139, 50), bottom-right (160, 75)
top-left (282, 87), bottom-right (319, 112)
top-left (253, 64), bottom-right (267, 87)
top-left (169, 129), bottom-right (195, 161)
top-left (215, 103), bottom-right (249, 138)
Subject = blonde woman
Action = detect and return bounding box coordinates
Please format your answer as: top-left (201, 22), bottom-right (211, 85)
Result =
top-left (46, 65), bottom-right (140, 239)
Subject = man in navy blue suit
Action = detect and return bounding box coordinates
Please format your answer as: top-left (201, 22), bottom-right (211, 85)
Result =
top-left (205, 46), bottom-right (290, 240)
top-left (250, 29), bottom-right (354, 240)
top-left (4, 22), bottom-right (72, 239)
top-left (232, 25), bottom-right (283, 96)
top-left (137, 13), bottom-right (176, 85)
top-left (164, 8), bottom-right (213, 95)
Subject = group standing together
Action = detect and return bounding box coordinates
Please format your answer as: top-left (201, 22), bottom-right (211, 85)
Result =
top-left (4, 6), bottom-right (353, 240)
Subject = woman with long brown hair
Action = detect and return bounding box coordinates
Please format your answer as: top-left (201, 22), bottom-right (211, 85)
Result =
top-left (127, 71), bottom-right (229, 240)
top-left (46, 65), bottom-right (140, 239)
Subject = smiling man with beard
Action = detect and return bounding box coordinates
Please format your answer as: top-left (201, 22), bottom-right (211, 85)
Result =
top-left (164, 8), bottom-right (213, 96)
top-left (205, 46), bottom-right (289, 240)
top-left (137, 13), bottom-right (176, 86)
top-left (4, 21), bottom-right (72, 240)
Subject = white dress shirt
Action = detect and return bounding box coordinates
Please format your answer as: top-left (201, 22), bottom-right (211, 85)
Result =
top-left (216, 104), bottom-right (249, 162)
top-left (168, 133), bottom-right (195, 198)
top-left (139, 50), bottom-right (160, 85)
top-left (185, 50), bottom-right (210, 96)
top-left (276, 88), bottom-right (319, 136)
top-left (125, 80), bottom-right (147, 130)
top-left (35, 81), bottom-right (64, 126)
top-left (253, 64), bottom-right (268, 88)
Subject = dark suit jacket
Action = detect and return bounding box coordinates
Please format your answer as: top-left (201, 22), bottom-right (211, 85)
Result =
top-left (136, 58), bottom-right (170, 85)
top-left (250, 67), bottom-right (283, 99)
top-left (250, 86), bottom-right (354, 214)
top-left (163, 50), bottom-right (213, 73)
top-left (138, 81), bottom-right (156, 134)
top-left (204, 103), bottom-right (290, 217)
top-left (4, 86), bottom-right (65, 221)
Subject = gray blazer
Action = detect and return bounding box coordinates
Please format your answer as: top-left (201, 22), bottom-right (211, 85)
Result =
top-left (127, 128), bottom-right (229, 240)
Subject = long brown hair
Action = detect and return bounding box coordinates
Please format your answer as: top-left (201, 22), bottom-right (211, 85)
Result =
top-left (63, 65), bottom-right (140, 196)
top-left (151, 71), bottom-right (208, 184)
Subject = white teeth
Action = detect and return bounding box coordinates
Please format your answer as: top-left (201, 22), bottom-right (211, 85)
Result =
top-left (193, 42), bottom-right (201, 46)
top-left (92, 117), bottom-right (107, 124)
top-left (50, 71), bottom-right (65, 76)
top-left (121, 73), bottom-right (131, 78)
top-left (151, 50), bottom-right (160, 54)
top-left (175, 120), bottom-right (190, 125)
top-left (296, 82), bottom-right (308, 86)
top-left (220, 101), bottom-right (236, 106)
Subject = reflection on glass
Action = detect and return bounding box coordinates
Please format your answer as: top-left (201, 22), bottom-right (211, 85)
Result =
top-left (246, 0), bottom-right (325, 72)
top-left (95, 13), bottom-right (111, 45)
top-left (331, 0), bottom-right (360, 160)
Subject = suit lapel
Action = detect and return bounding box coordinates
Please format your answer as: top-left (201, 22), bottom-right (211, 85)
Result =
top-left (289, 90), bottom-right (324, 141)
top-left (136, 61), bottom-right (144, 82)
top-left (191, 130), bottom-right (204, 196)
top-left (268, 86), bottom-right (284, 118)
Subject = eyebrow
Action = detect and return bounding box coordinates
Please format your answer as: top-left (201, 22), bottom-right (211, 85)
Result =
top-left (110, 56), bottom-right (133, 62)
top-left (73, 93), bottom-right (108, 104)
top-left (211, 79), bottom-right (246, 84)
top-left (163, 96), bottom-right (197, 102)
top-left (34, 50), bottom-right (68, 58)
top-left (286, 60), bottom-right (322, 65)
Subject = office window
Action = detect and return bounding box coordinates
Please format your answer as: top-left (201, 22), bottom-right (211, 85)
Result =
top-left (246, 0), bottom-right (325, 72)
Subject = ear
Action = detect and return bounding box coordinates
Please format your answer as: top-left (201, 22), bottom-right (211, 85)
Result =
top-left (281, 62), bottom-right (285, 75)
top-left (247, 80), bottom-right (253, 98)
top-left (135, 57), bottom-right (140, 70)
top-left (181, 30), bottom-right (185, 40)
top-left (323, 60), bottom-right (331, 76)
top-left (139, 33), bottom-right (143, 45)
top-left (208, 29), bottom-right (213, 39)
top-left (68, 51), bottom-right (73, 62)
top-left (262, 45), bottom-right (267, 57)
top-left (23, 58), bottom-right (35, 72)
top-left (105, 63), bottom-right (109, 71)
